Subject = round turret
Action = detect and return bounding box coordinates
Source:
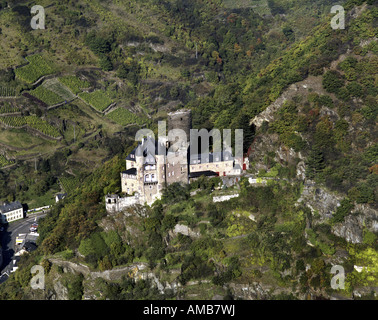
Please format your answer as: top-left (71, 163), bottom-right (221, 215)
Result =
top-left (167, 109), bottom-right (192, 142)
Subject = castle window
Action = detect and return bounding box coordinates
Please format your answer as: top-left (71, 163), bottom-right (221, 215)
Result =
top-left (172, 171), bottom-right (174, 176)
top-left (168, 172), bottom-right (171, 177)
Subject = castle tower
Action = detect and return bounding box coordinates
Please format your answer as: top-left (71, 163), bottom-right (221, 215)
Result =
top-left (167, 109), bottom-right (192, 148)
top-left (166, 109), bottom-right (191, 185)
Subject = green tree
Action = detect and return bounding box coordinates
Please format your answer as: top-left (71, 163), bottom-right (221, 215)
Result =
top-left (305, 147), bottom-right (325, 179)
top-left (332, 198), bottom-right (354, 223)
top-left (99, 55), bottom-right (113, 71)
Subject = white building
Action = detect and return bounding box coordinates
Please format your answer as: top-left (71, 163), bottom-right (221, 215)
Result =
top-left (0, 201), bottom-right (24, 223)
top-left (55, 193), bottom-right (67, 203)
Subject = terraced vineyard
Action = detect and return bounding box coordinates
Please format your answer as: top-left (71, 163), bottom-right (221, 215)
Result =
top-left (0, 87), bottom-right (17, 97)
top-left (25, 116), bottom-right (61, 138)
top-left (78, 90), bottom-right (113, 112)
top-left (59, 176), bottom-right (80, 194)
top-left (0, 155), bottom-right (14, 168)
top-left (106, 107), bottom-right (144, 126)
top-left (0, 116), bottom-right (61, 138)
top-left (0, 103), bottom-right (19, 114)
top-left (43, 78), bottom-right (77, 101)
top-left (0, 116), bottom-right (26, 127)
top-left (15, 54), bottom-right (56, 84)
top-left (28, 86), bottom-right (64, 106)
top-left (58, 76), bottom-right (91, 95)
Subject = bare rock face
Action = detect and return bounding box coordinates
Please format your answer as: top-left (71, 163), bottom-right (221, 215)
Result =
top-left (297, 185), bottom-right (342, 223)
top-left (229, 282), bottom-right (270, 300)
top-left (332, 204), bottom-right (378, 244)
top-left (249, 133), bottom-right (280, 173)
top-left (169, 223), bottom-right (200, 238)
top-left (229, 282), bottom-right (303, 300)
top-left (298, 184), bottom-right (378, 244)
top-left (296, 161), bottom-right (306, 180)
top-left (53, 279), bottom-right (69, 300)
top-left (251, 75), bottom-right (325, 129)
top-left (332, 215), bottom-right (364, 244)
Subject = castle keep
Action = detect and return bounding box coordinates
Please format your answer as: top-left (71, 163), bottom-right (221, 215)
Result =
top-left (106, 109), bottom-right (249, 212)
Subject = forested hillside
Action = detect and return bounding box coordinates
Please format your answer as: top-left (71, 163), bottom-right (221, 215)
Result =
top-left (0, 0), bottom-right (376, 300)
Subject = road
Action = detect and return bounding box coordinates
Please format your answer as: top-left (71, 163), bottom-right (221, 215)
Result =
top-left (0, 213), bottom-right (46, 284)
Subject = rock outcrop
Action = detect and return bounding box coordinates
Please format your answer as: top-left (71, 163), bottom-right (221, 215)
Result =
top-left (297, 184), bottom-right (378, 244)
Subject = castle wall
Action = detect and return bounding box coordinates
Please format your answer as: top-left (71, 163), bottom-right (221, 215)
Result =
top-left (166, 152), bottom-right (188, 185)
top-left (121, 173), bottom-right (141, 194)
top-left (190, 160), bottom-right (234, 176)
top-left (126, 160), bottom-right (136, 170)
top-left (156, 154), bottom-right (166, 193)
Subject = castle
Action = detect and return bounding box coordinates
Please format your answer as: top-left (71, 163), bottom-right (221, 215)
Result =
top-left (105, 109), bottom-right (249, 212)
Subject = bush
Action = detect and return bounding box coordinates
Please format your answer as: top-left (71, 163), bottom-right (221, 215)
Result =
top-left (332, 198), bottom-right (354, 223)
top-left (322, 71), bottom-right (345, 93)
top-left (67, 274), bottom-right (84, 300)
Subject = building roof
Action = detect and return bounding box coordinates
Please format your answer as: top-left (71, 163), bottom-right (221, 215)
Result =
top-left (0, 201), bottom-right (22, 214)
top-left (167, 108), bottom-right (191, 116)
top-left (106, 194), bottom-right (119, 199)
top-left (23, 241), bottom-right (37, 252)
top-left (189, 150), bottom-right (234, 164)
top-left (122, 167), bottom-right (137, 175)
top-left (145, 151), bottom-right (157, 164)
top-left (189, 170), bottom-right (219, 179)
top-left (126, 137), bottom-right (166, 162)
top-left (126, 146), bottom-right (137, 161)
top-left (56, 193), bottom-right (67, 201)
